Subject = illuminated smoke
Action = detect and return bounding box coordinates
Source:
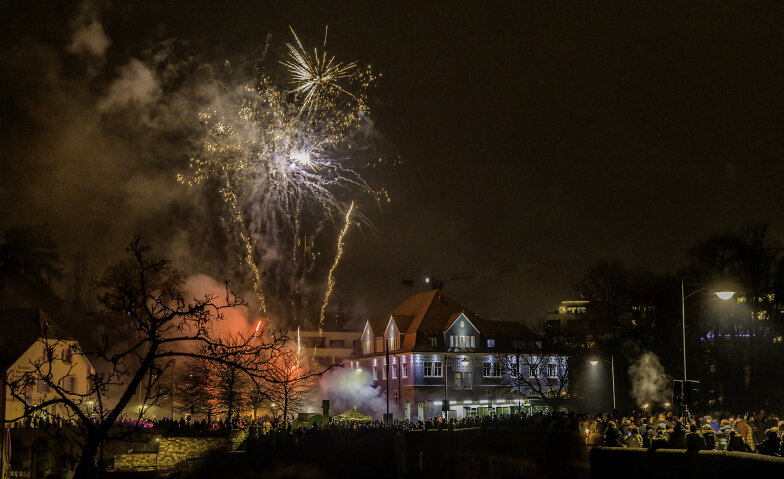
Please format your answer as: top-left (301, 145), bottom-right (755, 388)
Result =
top-left (319, 367), bottom-right (384, 417)
top-left (628, 351), bottom-right (672, 405)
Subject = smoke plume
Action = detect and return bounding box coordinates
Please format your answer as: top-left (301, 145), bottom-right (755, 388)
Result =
top-left (319, 367), bottom-right (384, 417)
top-left (628, 351), bottom-right (672, 405)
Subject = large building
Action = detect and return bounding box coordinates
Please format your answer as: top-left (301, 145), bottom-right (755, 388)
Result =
top-left (349, 290), bottom-right (565, 421)
top-left (0, 309), bottom-right (94, 425)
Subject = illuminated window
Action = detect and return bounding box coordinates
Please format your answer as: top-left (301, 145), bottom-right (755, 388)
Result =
top-left (424, 361), bottom-right (442, 377)
top-left (487, 339), bottom-right (495, 348)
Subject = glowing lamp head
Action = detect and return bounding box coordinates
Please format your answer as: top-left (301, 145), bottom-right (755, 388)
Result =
top-left (715, 291), bottom-right (735, 300)
top-left (589, 360), bottom-right (599, 366)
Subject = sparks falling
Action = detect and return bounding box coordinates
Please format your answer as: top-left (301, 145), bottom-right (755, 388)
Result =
top-left (179, 27), bottom-right (382, 324)
top-left (319, 202), bottom-right (354, 335)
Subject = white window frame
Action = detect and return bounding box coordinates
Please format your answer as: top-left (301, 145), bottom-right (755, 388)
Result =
top-left (402, 362), bottom-right (408, 378)
top-left (373, 366), bottom-right (378, 380)
top-left (425, 360), bottom-right (442, 377)
top-left (530, 364), bottom-right (539, 378)
top-left (470, 336), bottom-right (475, 348)
top-left (428, 337), bottom-right (437, 347)
top-left (450, 335), bottom-right (455, 347)
top-left (547, 363), bottom-right (557, 378)
top-left (483, 362), bottom-right (492, 377)
top-left (459, 335), bottom-right (465, 348)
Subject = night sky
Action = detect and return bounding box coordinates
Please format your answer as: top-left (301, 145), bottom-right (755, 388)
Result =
top-left (2, 1), bottom-right (784, 326)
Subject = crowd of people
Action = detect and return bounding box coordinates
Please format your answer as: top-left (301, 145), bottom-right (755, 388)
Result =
top-left (581, 409), bottom-right (784, 456)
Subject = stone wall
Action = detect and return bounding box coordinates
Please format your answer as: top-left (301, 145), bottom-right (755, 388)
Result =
top-left (396, 427), bottom-right (590, 479)
top-left (113, 430), bottom-right (248, 472)
top-left (590, 447), bottom-right (784, 478)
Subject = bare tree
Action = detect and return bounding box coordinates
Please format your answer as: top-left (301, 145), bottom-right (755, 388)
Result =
top-left (2, 239), bottom-right (290, 478)
top-left (264, 348), bottom-right (326, 427)
top-left (495, 349), bottom-right (571, 411)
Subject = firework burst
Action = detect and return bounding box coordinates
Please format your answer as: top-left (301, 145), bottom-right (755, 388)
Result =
top-left (282, 26), bottom-right (357, 114)
top-left (179, 28), bottom-right (382, 325)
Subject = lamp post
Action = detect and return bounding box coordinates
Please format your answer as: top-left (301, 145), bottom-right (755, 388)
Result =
top-left (589, 355), bottom-right (615, 410)
top-left (680, 280), bottom-right (734, 415)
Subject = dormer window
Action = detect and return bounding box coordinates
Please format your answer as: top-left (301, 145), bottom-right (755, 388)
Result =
top-left (487, 339), bottom-right (495, 348)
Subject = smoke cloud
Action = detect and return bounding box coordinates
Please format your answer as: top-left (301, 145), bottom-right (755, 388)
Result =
top-left (319, 367), bottom-right (384, 417)
top-left (628, 351), bottom-right (672, 405)
top-left (67, 2), bottom-right (110, 59)
top-left (98, 59), bottom-right (160, 112)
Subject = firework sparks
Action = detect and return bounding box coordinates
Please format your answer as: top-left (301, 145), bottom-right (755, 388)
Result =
top-left (282, 26), bottom-right (357, 113)
top-left (319, 202), bottom-right (354, 336)
top-left (180, 28), bottom-right (381, 324)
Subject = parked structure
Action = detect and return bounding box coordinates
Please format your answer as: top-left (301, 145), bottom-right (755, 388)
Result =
top-left (349, 290), bottom-right (566, 421)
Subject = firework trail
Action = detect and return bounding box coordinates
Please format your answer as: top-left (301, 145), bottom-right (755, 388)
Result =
top-left (319, 202), bottom-right (354, 335)
top-left (180, 27), bottom-right (382, 324)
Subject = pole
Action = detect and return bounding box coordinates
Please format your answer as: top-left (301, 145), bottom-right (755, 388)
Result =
top-left (171, 363), bottom-right (175, 420)
top-left (681, 279), bottom-right (687, 385)
top-left (610, 355), bottom-right (616, 410)
top-left (681, 279), bottom-right (687, 418)
top-left (385, 341), bottom-right (390, 423)
top-left (443, 354), bottom-right (448, 420)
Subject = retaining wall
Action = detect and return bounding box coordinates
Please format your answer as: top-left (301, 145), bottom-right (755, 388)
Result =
top-left (113, 430), bottom-right (247, 472)
top-left (396, 427), bottom-right (589, 479)
top-left (590, 447), bottom-right (784, 479)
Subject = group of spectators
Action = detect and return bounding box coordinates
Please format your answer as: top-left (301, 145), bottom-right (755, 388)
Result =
top-left (584, 410), bottom-right (784, 456)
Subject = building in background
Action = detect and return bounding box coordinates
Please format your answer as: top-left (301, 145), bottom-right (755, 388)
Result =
top-left (297, 313), bottom-right (362, 368)
top-left (1, 309), bottom-right (94, 426)
top-left (350, 290), bottom-right (566, 421)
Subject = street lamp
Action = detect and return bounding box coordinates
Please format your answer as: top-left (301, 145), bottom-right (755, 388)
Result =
top-left (680, 280), bottom-right (734, 415)
top-left (589, 355), bottom-right (615, 410)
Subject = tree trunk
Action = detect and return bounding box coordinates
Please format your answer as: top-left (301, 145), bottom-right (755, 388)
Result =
top-left (73, 435), bottom-right (100, 479)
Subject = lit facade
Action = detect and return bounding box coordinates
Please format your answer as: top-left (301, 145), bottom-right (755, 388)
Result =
top-left (348, 290), bottom-right (565, 421)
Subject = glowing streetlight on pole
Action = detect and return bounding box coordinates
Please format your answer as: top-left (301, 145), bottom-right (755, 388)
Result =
top-left (589, 355), bottom-right (615, 410)
top-left (680, 280), bottom-right (734, 415)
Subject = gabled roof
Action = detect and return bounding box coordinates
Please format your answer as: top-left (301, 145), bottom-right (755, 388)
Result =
top-left (390, 289), bottom-right (477, 333)
top-left (0, 309), bottom-right (72, 370)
